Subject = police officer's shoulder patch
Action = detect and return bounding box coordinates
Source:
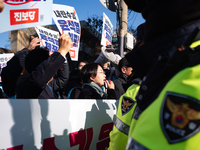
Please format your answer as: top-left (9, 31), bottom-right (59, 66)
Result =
top-left (121, 96), bottom-right (136, 116)
top-left (160, 92), bottom-right (200, 144)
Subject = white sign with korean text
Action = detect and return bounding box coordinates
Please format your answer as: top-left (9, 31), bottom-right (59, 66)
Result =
top-left (0, 99), bottom-right (117, 150)
top-left (0, 0), bottom-right (52, 33)
top-left (35, 26), bottom-right (60, 55)
top-left (101, 13), bottom-right (113, 46)
top-left (0, 53), bottom-right (14, 82)
top-left (52, 4), bottom-right (81, 61)
top-left (0, 53), bottom-right (14, 69)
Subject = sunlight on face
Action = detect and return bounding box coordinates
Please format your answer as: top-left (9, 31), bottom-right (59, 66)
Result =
top-left (125, 67), bottom-right (133, 76)
top-left (91, 65), bottom-right (106, 87)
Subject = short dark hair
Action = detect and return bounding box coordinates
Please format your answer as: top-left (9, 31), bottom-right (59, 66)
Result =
top-left (77, 59), bottom-right (88, 68)
top-left (118, 57), bottom-right (131, 72)
top-left (25, 47), bottom-right (49, 73)
top-left (80, 63), bottom-right (102, 83)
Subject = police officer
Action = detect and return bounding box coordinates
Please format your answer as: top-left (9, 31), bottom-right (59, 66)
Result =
top-left (108, 83), bottom-right (140, 150)
top-left (108, 24), bottom-right (144, 150)
top-left (124, 0), bottom-right (200, 149)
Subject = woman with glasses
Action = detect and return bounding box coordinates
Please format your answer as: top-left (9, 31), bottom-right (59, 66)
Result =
top-left (78, 63), bottom-right (116, 99)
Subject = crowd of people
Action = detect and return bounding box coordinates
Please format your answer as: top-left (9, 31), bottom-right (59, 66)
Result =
top-left (0, 0), bottom-right (136, 101)
top-left (2, 0), bottom-right (200, 149)
top-left (0, 0), bottom-right (135, 100)
top-left (0, 35), bottom-right (136, 100)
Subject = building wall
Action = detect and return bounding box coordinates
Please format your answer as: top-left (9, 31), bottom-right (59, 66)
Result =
top-left (10, 30), bottom-right (32, 53)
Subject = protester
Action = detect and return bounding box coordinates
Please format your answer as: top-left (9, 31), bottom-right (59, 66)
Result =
top-left (1, 37), bottom-right (41, 98)
top-left (62, 69), bottom-right (83, 99)
top-left (61, 59), bottom-right (88, 99)
top-left (77, 59), bottom-right (88, 70)
top-left (108, 23), bottom-right (144, 150)
top-left (103, 62), bottom-right (119, 81)
top-left (94, 45), bottom-right (120, 81)
top-left (0, 0), bottom-right (4, 13)
top-left (103, 61), bottom-right (110, 70)
top-left (48, 56), bottom-right (69, 99)
top-left (113, 57), bottom-right (133, 99)
top-left (78, 63), bottom-right (116, 99)
top-left (124, 0), bottom-right (200, 149)
top-left (16, 33), bottom-right (72, 99)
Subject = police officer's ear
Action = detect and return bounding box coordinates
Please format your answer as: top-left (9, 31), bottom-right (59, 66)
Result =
top-left (121, 66), bottom-right (127, 74)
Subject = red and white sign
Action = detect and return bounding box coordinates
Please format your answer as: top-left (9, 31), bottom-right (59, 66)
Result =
top-left (10, 8), bottom-right (39, 25)
top-left (0, 0), bottom-right (52, 33)
top-left (101, 13), bottom-right (113, 46)
top-left (0, 99), bottom-right (117, 150)
top-left (52, 4), bottom-right (81, 61)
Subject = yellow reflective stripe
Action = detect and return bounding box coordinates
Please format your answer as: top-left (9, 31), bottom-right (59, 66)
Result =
top-left (190, 40), bottom-right (200, 48)
top-left (115, 117), bottom-right (130, 135)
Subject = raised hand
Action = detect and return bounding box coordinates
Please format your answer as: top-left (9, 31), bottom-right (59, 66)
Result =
top-left (57, 33), bottom-right (73, 57)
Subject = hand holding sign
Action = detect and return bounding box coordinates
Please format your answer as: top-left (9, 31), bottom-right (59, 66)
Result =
top-left (35, 26), bottom-right (60, 54)
top-left (27, 37), bottom-right (42, 51)
top-left (52, 4), bottom-right (81, 61)
top-left (57, 33), bottom-right (73, 58)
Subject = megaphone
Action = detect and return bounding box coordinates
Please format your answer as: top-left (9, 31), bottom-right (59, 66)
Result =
top-left (94, 46), bottom-right (116, 65)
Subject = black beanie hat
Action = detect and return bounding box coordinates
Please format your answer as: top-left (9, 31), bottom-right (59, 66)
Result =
top-left (124, 0), bottom-right (147, 12)
top-left (25, 47), bottom-right (49, 73)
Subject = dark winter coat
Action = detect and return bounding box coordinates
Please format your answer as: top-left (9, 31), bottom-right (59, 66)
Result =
top-left (78, 85), bottom-right (116, 99)
top-left (113, 73), bottom-right (130, 99)
top-left (1, 48), bottom-right (30, 97)
top-left (16, 52), bottom-right (68, 99)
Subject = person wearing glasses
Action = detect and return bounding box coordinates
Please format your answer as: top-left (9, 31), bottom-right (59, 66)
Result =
top-left (78, 63), bottom-right (116, 99)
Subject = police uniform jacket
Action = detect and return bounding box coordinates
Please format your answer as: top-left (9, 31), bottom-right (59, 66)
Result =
top-left (125, 15), bottom-right (200, 150)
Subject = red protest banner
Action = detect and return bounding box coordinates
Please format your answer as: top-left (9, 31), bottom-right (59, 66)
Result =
top-left (10, 8), bottom-right (38, 25)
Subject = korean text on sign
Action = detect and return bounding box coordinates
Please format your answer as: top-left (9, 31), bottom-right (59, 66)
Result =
top-left (52, 4), bottom-right (81, 61)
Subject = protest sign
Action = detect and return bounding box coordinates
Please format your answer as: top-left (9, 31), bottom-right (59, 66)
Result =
top-left (0, 99), bottom-right (117, 150)
top-left (0, 53), bottom-right (14, 82)
top-left (101, 13), bottom-right (113, 46)
top-left (0, 0), bottom-right (52, 33)
top-left (52, 4), bottom-right (81, 61)
top-left (35, 26), bottom-right (59, 55)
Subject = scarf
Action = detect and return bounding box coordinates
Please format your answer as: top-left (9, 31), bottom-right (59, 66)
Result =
top-left (84, 82), bottom-right (107, 98)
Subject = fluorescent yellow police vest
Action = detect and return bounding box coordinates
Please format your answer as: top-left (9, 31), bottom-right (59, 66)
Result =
top-left (108, 84), bottom-right (140, 150)
top-left (126, 63), bottom-right (200, 150)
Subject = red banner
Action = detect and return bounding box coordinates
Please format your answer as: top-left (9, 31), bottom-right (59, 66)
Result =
top-left (10, 8), bottom-right (38, 25)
